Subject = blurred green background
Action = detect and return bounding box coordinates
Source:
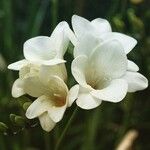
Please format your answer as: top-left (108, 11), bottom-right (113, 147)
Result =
top-left (0, 0), bottom-right (150, 149)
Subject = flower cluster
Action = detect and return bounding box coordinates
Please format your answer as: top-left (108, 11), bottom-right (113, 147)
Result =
top-left (8, 15), bottom-right (148, 132)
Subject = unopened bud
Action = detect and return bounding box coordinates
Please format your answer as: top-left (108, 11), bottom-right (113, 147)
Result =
top-left (23, 102), bottom-right (32, 111)
top-left (15, 116), bottom-right (25, 127)
top-left (10, 114), bottom-right (16, 123)
top-left (0, 122), bottom-right (8, 133)
top-left (17, 96), bottom-right (32, 107)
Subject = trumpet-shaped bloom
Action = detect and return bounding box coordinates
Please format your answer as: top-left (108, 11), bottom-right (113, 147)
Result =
top-left (71, 15), bottom-right (139, 74)
top-left (11, 64), bottom-right (76, 132)
top-left (8, 21), bottom-right (73, 71)
top-left (71, 15), bottom-right (137, 56)
top-left (71, 39), bottom-right (148, 109)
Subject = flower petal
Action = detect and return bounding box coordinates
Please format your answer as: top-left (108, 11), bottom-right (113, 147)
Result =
top-left (46, 76), bottom-right (68, 123)
top-left (26, 95), bottom-right (52, 119)
top-left (39, 112), bottom-right (56, 132)
top-left (42, 59), bottom-right (66, 66)
top-left (12, 79), bottom-right (25, 98)
top-left (71, 55), bottom-right (88, 87)
top-left (23, 76), bottom-right (46, 97)
top-left (19, 64), bottom-right (40, 79)
top-left (72, 15), bottom-right (95, 39)
top-left (123, 72), bottom-right (148, 92)
top-left (47, 75), bottom-right (68, 99)
top-left (48, 104), bottom-right (67, 123)
top-left (90, 40), bottom-right (127, 79)
top-left (91, 18), bottom-right (112, 34)
top-left (8, 59), bottom-right (28, 71)
top-left (40, 64), bottom-right (67, 84)
top-left (91, 79), bottom-right (128, 102)
top-left (65, 24), bottom-right (78, 46)
top-left (127, 60), bottom-right (139, 72)
top-left (50, 21), bottom-right (70, 58)
top-left (74, 33), bottom-right (101, 57)
top-left (24, 36), bottom-right (56, 62)
top-left (68, 84), bottom-right (79, 107)
top-left (76, 86), bottom-right (102, 109)
top-left (100, 32), bottom-right (137, 54)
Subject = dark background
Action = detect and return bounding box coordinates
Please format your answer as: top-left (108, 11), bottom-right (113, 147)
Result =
top-left (0, 0), bottom-right (150, 149)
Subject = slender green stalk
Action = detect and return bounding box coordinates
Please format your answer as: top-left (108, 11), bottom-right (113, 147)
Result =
top-left (51, 0), bottom-right (58, 29)
top-left (121, 0), bottom-right (128, 16)
top-left (0, 136), bottom-right (6, 150)
top-left (82, 107), bottom-right (102, 150)
top-left (30, 0), bottom-right (50, 37)
top-left (55, 106), bottom-right (79, 150)
top-left (44, 132), bottom-right (51, 150)
top-left (2, 0), bottom-right (13, 60)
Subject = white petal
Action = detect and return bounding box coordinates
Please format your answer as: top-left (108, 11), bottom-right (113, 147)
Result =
top-left (50, 21), bottom-right (70, 58)
top-left (123, 72), bottom-right (148, 92)
top-left (23, 76), bottom-right (46, 97)
top-left (12, 79), bottom-right (25, 98)
top-left (48, 105), bottom-right (67, 123)
top-left (91, 18), bottom-right (112, 34)
top-left (91, 79), bottom-right (128, 103)
top-left (39, 112), bottom-right (56, 132)
top-left (68, 84), bottom-right (79, 107)
top-left (72, 15), bottom-right (95, 39)
top-left (65, 24), bottom-right (78, 46)
top-left (19, 64), bottom-right (39, 79)
top-left (76, 86), bottom-right (102, 109)
top-left (90, 40), bottom-right (127, 79)
top-left (41, 59), bottom-right (66, 66)
top-left (74, 33), bottom-right (102, 57)
top-left (71, 55), bottom-right (88, 86)
top-left (100, 32), bottom-right (137, 54)
top-left (40, 64), bottom-right (67, 84)
top-left (24, 36), bottom-right (56, 62)
top-left (127, 60), bottom-right (139, 72)
top-left (8, 59), bottom-right (28, 71)
top-left (26, 95), bottom-right (52, 119)
top-left (46, 76), bottom-right (68, 123)
top-left (47, 76), bottom-right (68, 98)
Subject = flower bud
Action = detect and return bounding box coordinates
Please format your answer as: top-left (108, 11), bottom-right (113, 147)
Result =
top-left (0, 122), bottom-right (8, 133)
top-left (23, 102), bottom-right (32, 111)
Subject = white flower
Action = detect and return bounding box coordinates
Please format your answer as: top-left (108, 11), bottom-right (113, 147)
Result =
top-left (71, 38), bottom-right (148, 109)
top-left (71, 15), bottom-right (137, 54)
top-left (25, 74), bottom-right (68, 132)
top-left (70, 15), bottom-right (138, 68)
top-left (11, 64), bottom-right (76, 132)
top-left (8, 21), bottom-right (73, 71)
top-left (70, 15), bottom-right (141, 79)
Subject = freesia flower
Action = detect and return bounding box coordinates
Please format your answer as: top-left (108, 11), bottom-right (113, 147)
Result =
top-left (70, 36), bottom-right (148, 109)
top-left (8, 21), bottom-right (77, 132)
top-left (70, 15), bottom-right (140, 76)
top-left (71, 15), bottom-right (137, 55)
top-left (11, 64), bottom-right (76, 132)
top-left (8, 21), bottom-right (73, 71)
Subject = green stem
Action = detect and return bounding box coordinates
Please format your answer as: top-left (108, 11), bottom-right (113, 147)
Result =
top-left (55, 106), bottom-right (79, 150)
top-left (44, 132), bottom-right (51, 150)
top-left (121, 0), bottom-right (128, 16)
top-left (51, 0), bottom-right (58, 29)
